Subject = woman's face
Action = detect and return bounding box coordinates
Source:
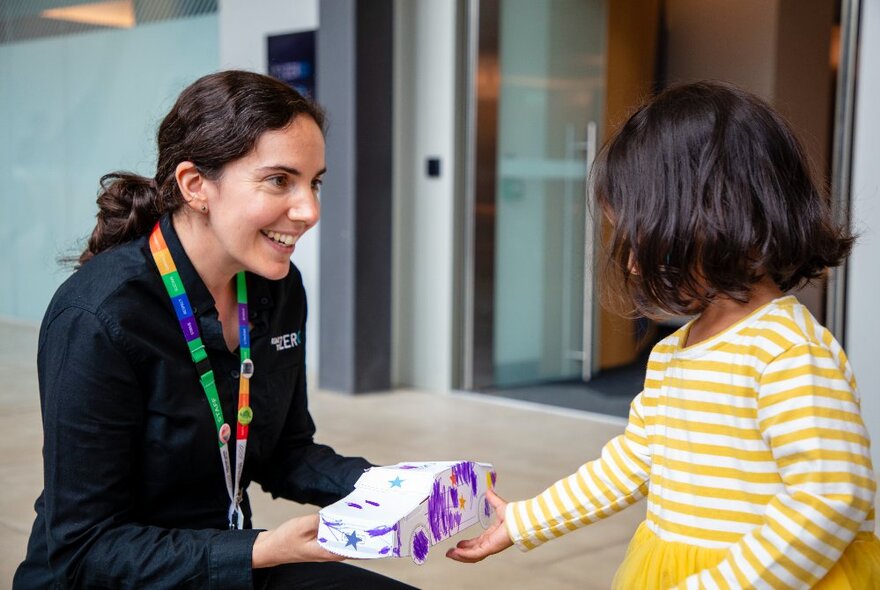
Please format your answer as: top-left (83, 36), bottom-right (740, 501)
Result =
top-left (201, 115), bottom-right (324, 281)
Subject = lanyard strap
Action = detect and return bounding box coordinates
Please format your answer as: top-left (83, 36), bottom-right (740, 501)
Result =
top-left (149, 222), bottom-right (254, 529)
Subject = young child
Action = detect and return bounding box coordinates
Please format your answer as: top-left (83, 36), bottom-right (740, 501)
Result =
top-left (447, 81), bottom-right (880, 589)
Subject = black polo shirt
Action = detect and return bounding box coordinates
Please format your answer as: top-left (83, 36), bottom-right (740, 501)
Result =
top-left (14, 214), bottom-right (371, 589)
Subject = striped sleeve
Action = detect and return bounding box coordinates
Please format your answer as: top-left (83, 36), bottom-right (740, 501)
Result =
top-left (677, 342), bottom-right (876, 590)
top-left (504, 394), bottom-right (651, 551)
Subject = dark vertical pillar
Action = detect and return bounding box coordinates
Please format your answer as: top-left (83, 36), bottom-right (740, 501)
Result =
top-left (317, 0), bottom-right (393, 393)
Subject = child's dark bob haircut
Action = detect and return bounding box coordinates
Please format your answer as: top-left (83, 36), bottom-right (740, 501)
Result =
top-left (592, 81), bottom-right (854, 318)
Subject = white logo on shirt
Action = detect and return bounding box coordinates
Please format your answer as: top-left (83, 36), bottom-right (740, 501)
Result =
top-left (271, 330), bottom-right (302, 351)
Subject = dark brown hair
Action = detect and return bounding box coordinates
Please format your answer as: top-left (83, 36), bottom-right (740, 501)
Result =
top-left (592, 81), bottom-right (853, 318)
top-left (76, 70), bottom-right (325, 266)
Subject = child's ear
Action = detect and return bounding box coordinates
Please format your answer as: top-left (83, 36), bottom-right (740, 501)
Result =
top-left (628, 251), bottom-right (640, 275)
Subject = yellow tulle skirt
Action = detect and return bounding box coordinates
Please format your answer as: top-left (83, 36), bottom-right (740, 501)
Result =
top-left (613, 522), bottom-right (880, 589)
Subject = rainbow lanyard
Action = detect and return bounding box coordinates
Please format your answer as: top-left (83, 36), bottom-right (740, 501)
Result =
top-left (149, 222), bottom-right (254, 530)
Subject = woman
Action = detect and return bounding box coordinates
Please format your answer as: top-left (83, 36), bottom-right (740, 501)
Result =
top-left (14, 70), bottom-right (414, 590)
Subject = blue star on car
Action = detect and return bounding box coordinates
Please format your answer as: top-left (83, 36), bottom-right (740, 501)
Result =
top-left (345, 530), bottom-right (363, 550)
top-left (389, 476), bottom-right (404, 488)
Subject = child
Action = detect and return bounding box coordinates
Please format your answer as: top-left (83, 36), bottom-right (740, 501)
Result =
top-left (446, 81), bottom-right (880, 589)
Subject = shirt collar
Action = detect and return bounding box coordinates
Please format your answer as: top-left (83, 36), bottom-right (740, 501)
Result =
top-left (245, 270), bottom-right (274, 313)
top-left (150, 214), bottom-right (275, 316)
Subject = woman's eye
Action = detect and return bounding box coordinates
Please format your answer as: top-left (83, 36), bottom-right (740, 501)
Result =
top-left (312, 179), bottom-right (323, 192)
top-left (268, 176), bottom-right (288, 188)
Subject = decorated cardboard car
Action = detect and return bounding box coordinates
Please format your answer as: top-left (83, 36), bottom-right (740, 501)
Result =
top-left (317, 460), bottom-right (496, 564)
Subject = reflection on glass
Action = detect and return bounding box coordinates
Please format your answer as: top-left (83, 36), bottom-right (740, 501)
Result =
top-left (493, 0), bottom-right (606, 386)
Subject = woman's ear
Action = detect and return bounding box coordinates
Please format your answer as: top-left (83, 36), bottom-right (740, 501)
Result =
top-left (175, 161), bottom-right (208, 213)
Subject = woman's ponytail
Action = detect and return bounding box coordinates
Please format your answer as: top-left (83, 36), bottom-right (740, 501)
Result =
top-left (76, 172), bottom-right (165, 267)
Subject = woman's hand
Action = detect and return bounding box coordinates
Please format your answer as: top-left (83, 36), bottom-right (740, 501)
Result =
top-left (445, 488), bottom-right (514, 563)
top-left (252, 513), bottom-right (344, 568)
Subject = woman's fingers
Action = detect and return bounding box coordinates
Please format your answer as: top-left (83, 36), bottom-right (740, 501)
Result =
top-left (254, 513), bottom-right (349, 567)
top-left (308, 542), bottom-right (347, 563)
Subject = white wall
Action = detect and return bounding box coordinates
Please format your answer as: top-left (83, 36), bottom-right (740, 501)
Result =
top-left (663, 0), bottom-right (833, 319)
top-left (218, 0), bottom-right (322, 378)
top-left (847, 0), bottom-right (880, 515)
top-left (219, 0), bottom-right (318, 72)
top-left (392, 0), bottom-right (458, 391)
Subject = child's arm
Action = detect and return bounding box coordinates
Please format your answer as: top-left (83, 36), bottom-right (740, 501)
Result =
top-left (504, 393), bottom-right (651, 550)
top-left (677, 342), bottom-right (875, 590)
top-left (450, 394), bottom-right (651, 562)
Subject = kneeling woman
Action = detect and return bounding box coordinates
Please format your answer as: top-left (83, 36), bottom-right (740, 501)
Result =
top-left (14, 71), bottom-right (414, 590)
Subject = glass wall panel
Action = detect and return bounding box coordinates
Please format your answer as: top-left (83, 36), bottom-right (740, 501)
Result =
top-left (0, 3), bottom-right (218, 321)
top-left (492, 0), bottom-right (606, 386)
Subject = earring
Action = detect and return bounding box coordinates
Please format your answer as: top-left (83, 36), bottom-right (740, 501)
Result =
top-left (200, 204), bottom-right (207, 213)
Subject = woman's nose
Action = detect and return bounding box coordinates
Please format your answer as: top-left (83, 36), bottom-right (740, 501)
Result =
top-left (289, 193), bottom-right (320, 228)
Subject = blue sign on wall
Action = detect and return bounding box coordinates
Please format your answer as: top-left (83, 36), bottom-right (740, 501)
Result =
top-left (267, 30), bottom-right (316, 98)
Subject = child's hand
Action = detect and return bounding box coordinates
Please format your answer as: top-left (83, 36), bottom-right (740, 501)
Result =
top-left (445, 488), bottom-right (513, 563)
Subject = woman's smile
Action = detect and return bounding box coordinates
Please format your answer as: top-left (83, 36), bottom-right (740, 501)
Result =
top-left (261, 229), bottom-right (298, 249)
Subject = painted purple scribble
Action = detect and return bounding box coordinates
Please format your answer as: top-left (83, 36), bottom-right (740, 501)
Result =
top-left (412, 528), bottom-right (430, 562)
top-left (366, 525), bottom-right (395, 537)
top-left (428, 478), bottom-right (463, 541)
top-left (379, 546), bottom-right (391, 555)
top-left (452, 461), bottom-right (479, 495)
top-left (393, 522), bottom-right (401, 557)
top-left (318, 537), bottom-right (327, 543)
top-left (319, 518), bottom-right (347, 546)
top-left (365, 500), bottom-right (380, 506)
top-left (490, 470), bottom-right (497, 486)
top-left (483, 496), bottom-right (491, 518)
top-left (322, 518), bottom-right (344, 532)
top-left (347, 502), bottom-right (363, 509)
top-left (450, 487), bottom-right (458, 506)
top-left (399, 465), bottom-right (420, 470)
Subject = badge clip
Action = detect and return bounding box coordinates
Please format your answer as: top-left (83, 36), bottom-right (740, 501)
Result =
top-left (240, 358), bottom-right (255, 379)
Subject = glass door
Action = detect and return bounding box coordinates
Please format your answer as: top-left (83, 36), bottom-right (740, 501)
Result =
top-left (468, 0), bottom-right (607, 389)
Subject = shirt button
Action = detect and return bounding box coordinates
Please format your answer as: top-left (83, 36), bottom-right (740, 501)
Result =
top-left (260, 297), bottom-right (269, 305)
top-left (231, 370), bottom-right (240, 378)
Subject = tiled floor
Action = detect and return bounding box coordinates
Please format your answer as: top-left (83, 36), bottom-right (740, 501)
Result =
top-left (0, 320), bottom-right (644, 589)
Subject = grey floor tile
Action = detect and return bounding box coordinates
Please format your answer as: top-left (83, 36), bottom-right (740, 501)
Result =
top-left (1, 523), bottom-right (31, 588)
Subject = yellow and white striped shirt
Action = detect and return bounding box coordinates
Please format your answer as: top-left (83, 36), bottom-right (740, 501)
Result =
top-left (506, 296), bottom-right (876, 589)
